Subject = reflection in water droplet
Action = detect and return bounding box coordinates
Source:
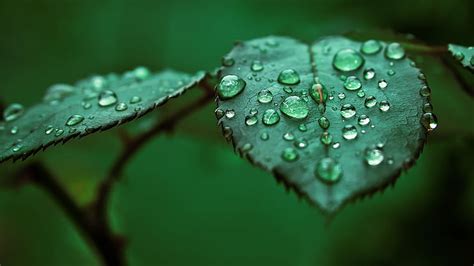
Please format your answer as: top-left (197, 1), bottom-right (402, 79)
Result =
top-left (340, 104), bottom-right (356, 118)
top-left (361, 40), bottom-right (382, 54)
top-left (257, 89), bottom-right (273, 103)
top-left (278, 69), bottom-right (300, 85)
top-left (365, 96), bottom-right (377, 108)
top-left (279, 96), bottom-right (309, 119)
top-left (365, 148), bottom-right (384, 166)
top-left (262, 109), bottom-right (280, 125)
top-left (217, 75), bottom-right (246, 99)
top-left (66, 115), bottom-right (84, 126)
top-left (358, 115), bottom-right (370, 126)
top-left (344, 76), bottom-right (362, 91)
top-left (385, 42), bottom-right (405, 60)
top-left (3, 103), bottom-right (24, 122)
top-left (421, 113), bottom-right (438, 131)
top-left (342, 125), bottom-right (358, 140)
top-left (281, 147), bottom-right (298, 162)
top-left (98, 90), bottom-right (118, 107)
top-left (315, 158), bottom-right (342, 183)
top-left (333, 48), bottom-right (365, 72)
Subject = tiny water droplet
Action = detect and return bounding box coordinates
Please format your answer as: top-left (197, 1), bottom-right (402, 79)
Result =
top-left (318, 117), bottom-right (330, 129)
top-left (262, 109), bottom-right (280, 125)
top-left (385, 42), bottom-right (405, 60)
top-left (421, 113), bottom-right (438, 131)
top-left (222, 57), bottom-right (235, 67)
top-left (115, 102), bottom-right (128, 112)
top-left (333, 48), bottom-right (365, 72)
top-left (418, 73), bottom-right (426, 80)
top-left (358, 115), bottom-right (370, 126)
top-left (283, 132), bottom-right (295, 141)
top-left (378, 79), bottom-right (388, 89)
top-left (65, 115), bottom-right (84, 126)
top-left (217, 75), bottom-right (246, 99)
top-left (365, 148), bottom-right (384, 166)
top-left (3, 103), bottom-right (24, 122)
top-left (344, 76), bottom-right (362, 91)
top-left (298, 123), bottom-right (307, 132)
top-left (332, 142), bottom-right (340, 149)
top-left (387, 69), bottom-right (396, 76)
top-left (10, 126), bottom-right (19, 135)
top-left (283, 86), bottom-right (293, 94)
top-left (251, 60), bottom-right (264, 72)
top-left (365, 96), bottom-right (377, 108)
top-left (379, 101), bottom-right (390, 112)
top-left (342, 125), bottom-right (358, 140)
top-left (294, 137), bottom-right (308, 149)
top-left (279, 96), bottom-right (309, 119)
top-left (98, 90), bottom-right (118, 107)
top-left (12, 143), bottom-right (23, 152)
top-left (419, 85), bottom-right (431, 97)
top-left (338, 92), bottom-right (346, 100)
top-left (357, 90), bottom-right (366, 98)
top-left (215, 109), bottom-right (224, 119)
top-left (225, 109), bottom-right (235, 119)
top-left (363, 68), bottom-right (376, 80)
top-left (361, 40), bottom-right (382, 55)
top-left (315, 158), bottom-right (342, 183)
top-left (340, 104), bottom-right (356, 118)
top-left (55, 128), bottom-right (64, 137)
top-left (43, 84), bottom-right (75, 104)
top-left (260, 132), bottom-right (269, 141)
top-left (257, 89), bottom-right (273, 103)
top-left (249, 108), bottom-right (258, 115)
top-left (422, 103), bottom-right (433, 113)
top-left (320, 132), bottom-right (333, 145)
top-left (241, 143), bottom-right (253, 152)
top-left (223, 126), bottom-right (233, 139)
top-left (245, 115), bottom-right (258, 126)
top-left (82, 101), bottom-right (92, 109)
top-left (45, 126), bottom-right (54, 135)
top-left (278, 69), bottom-right (300, 85)
top-left (281, 147), bottom-right (298, 162)
top-left (130, 96), bottom-right (142, 104)
top-left (309, 84), bottom-right (328, 103)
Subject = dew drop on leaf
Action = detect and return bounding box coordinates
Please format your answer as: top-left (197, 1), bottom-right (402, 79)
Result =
top-left (277, 69), bottom-right (300, 85)
top-left (360, 40), bottom-right (382, 55)
top-left (225, 109), bottom-right (235, 119)
top-left (130, 96), bottom-right (142, 104)
top-left (364, 96), bottom-right (377, 108)
top-left (43, 84), bottom-right (75, 104)
top-left (262, 109), bottom-right (280, 125)
top-left (3, 103), bottom-right (24, 122)
top-left (342, 125), bottom-right (358, 140)
top-left (358, 114), bottom-right (370, 126)
top-left (332, 48), bottom-right (364, 72)
top-left (320, 132), bottom-right (333, 145)
top-left (385, 42), bottom-right (405, 60)
top-left (260, 132), bottom-right (269, 141)
top-left (257, 89), bottom-right (273, 103)
top-left (217, 75), bottom-right (246, 99)
top-left (115, 102), bottom-right (128, 112)
top-left (421, 113), bottom-right (438, 131)
top-left (379, 101), bottom-right (390, 112)
top-left (365, 147), bottom-right (384, 166)
top-left (318, 116), bottom-right (330, 129)
top-left (340, 104), bottom-right (356, 118)
top-left (245, 115), bottom-right (258, 126)
top-left (344, 76), bottom-right (362, 91)
top-left (98, 90), bottom-right (118, 107)
top-left (378, 79), bottom-right (388, 89)
top-left (315, 157), bottom-right (342, 183)
top-left (419, 85), bottom-right (431, 97)
top-left (281, 147), bottom-right (298, 162)
top-left (251, 60), bottom-right (264, 72)
top-left (363, 68), bottom-right (376, 80)
top-left (65, 114), bottom-right (85, 126)
top-left (10, 126), bottom-right (19, 135)
top-left (279, 96), bottom-right (309, 119)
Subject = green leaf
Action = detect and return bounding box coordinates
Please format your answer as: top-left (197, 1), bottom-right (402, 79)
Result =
top-left (448, 44), bottom-right (474, 72)
top-left (0, 68), bottom-right (205, 163)
top-left (216, 36), bottom-right (435, 213)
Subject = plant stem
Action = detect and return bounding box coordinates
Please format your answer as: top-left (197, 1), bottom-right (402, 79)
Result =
top-left (401, 42), bottom-right (448, 54)
top-left (17, 162), bottom-right (125, 266)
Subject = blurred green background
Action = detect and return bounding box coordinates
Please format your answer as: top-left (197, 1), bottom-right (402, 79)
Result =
top-left (0, 0), bottom-right (473, 265)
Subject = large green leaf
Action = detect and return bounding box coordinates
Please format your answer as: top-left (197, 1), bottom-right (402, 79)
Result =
top-left (0, 68), bottom-right (205, 163)
top-left (448, 44), bottom-right (474, 72)
top-left (216, 36), bottom-right (436, 213)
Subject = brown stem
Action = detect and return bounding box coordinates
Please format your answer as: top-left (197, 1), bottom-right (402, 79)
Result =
top-left (17, 162), bottom-right (125, 266)
top-left (402, 42), bottom-right (448, 54)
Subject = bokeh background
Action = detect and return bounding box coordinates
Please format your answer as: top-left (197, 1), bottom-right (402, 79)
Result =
top-left (1, 0), bottom-right (473, 265)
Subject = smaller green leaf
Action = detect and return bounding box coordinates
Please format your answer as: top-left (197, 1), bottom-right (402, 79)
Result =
top-left (448, 44), bottom-right (474, 71)
top-left (0, 68), bottom-right (205, 163)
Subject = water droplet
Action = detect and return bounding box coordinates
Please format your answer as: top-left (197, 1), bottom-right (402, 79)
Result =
top-left (333, 48), bottom-right (364, 72)
top-left (419, 85), bottom-right (431, 97)
top-left (379, 101), bottom-right (390, 112)
top-left (365, 148), bottom-right (384, 166)
top-left (422, 103), bottom-right (433, 113)
top-left (358, 115), bottom-right (370, 126)
top-left (281, 147), bottom-right (298, 162)
top-left (66, 115), bottom-right (84, 126)
top-left (133, 66), bottom-right (150, 80)
top-left (283, 132), bottom-right (295, 141)
top-left (91, 76), bottom-right (106, 90)
top-left (363, 68), bottom-right (376, 80)
top-left (385, 42), bottom-right (405, 60)
top-left (453, 52), bottom-right (464, 61)
top-left (294, 138), bottom-right (308, 149)
top-left (249, 108), bottom-right (258, 115)
top-left (55, 128), bottom-right (64, 137)
top-left (387, 69), bottom-right (396, 76)
top-left (262, 109), bottom-right (280, 125)
top-left (344, 76), bottom-right (362, 91)
top-left (257, 89), bottom-right (273, 103)
top-left (45, 125), bottom-right (54, 135)
top-left (222, 57), bottom-right (235, 67)
top-left (315, 158), bottom-right (342, 183)
top-left (318, 117), bottom-right (330, 129)
top-left (418, 73), bottom-right (426, 80)
top-left (421, 113), bottom-right (438, 131)
top-left (365, 96), bottom-right (377, 108)
top-left (309, 84), bottom-right (328, 103)
top-left (130, 96), bottom-right (142, 104)
top-left (277, 69), bottom-right (300, 85)
top-left (223, 126), bottom-right (233, 139)
top-left (357, 90), bottom-right (366, 98)
top-left (340, 104), bottom-right (356, 118)
top-left (332, 142), bottom-right (340, 149)
top-left (10, 126), bottom-right (18, 135)
top-left (241, 143), bottom-right (253, 152)
top-left (225, 109), bottom-right (235, 119)
top-left (115, 102), bottom-right (128, 112)
top-left (338, 92), bottom-right (346, 100)
top-left (266, 39), bottom-right (279, 47)
top-left (82, 101), bottom-right (92, 109)
top-left (320, 132), bottom-right (333, 145)
top-left (378, 79), bottom-right (388, 89)
top-left (342, 125), bottom-right (358, 140)
top-left (218, 75), bottom-right (246, 100)
top-left (245, 115), bottom-right (258, 126)
top-left (3, 103), bottom-right (24, 122)
top-left (361, 40), bottom-right (382, 54)
top-left (298, 123), bottom-right (307, 132)
top-left (251, 60), bottom-right (264, 72)
top-left (215, 109), bottom-right (224, 119)
top-left (260, 132), bottom-right (269, 140)
top-left (43, 84), bottom-right (75, 104)
top-left (98, 90), bottom-right (118, 107)
top-left (12, 143), bottom-right (22, 152)
top-left (279, 96), bottom-right (309, 119)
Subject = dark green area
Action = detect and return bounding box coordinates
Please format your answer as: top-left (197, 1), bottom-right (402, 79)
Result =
top-left (0, 0), bottom-right (473, 265)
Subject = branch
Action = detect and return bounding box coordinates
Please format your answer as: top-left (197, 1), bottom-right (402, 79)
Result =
top-left (16, 162), bottom-right (126, 266)
top-left (94, 79), bottom-right (215, 223)
top-left (402, 42), bottom-right (448, 54)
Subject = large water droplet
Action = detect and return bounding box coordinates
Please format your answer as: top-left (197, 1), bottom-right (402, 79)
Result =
top-left (3, 103), bottom-right (24, 122)
top-left (358, 114), bottom-right (370, 126)
top-left (342, 125), bottom-right (358, 140)
top-left (66, 115), bottom-right (84, 126)
top-left (281, 147), bottom-right (298, 162)
top-left (365, 96), bottom-right (377, 108)
top-left (333, 48), bottom-right (364, 72)
top-left (344, 76), bottom-right (362, 91)
top-left (361, 40), bottom-right (382, 54)
top-left (340, 104), bottom-right (356, 118)
top-left (262, 109), bottom-right (280, 125)
top-left (365, 148), bottom-right (384, 166)
top-left (279, 96), bottom-right (309, 119)
top-left (421, 112), bottom-right (438, 131)
top-left (218, 75), bottom-right (246, 100)
top-left (257, 89), bottom-right (273, 103)
top-left (251, 60), bottom-right (264, 72)
top-left (98, 90), bottom-right (118, 107)
top-left (385, 42), bottom-right (405, 60)
top-left (277, 69), bottom-right (300, 85)
top-left (315, 158), bottom-right (342, 183)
